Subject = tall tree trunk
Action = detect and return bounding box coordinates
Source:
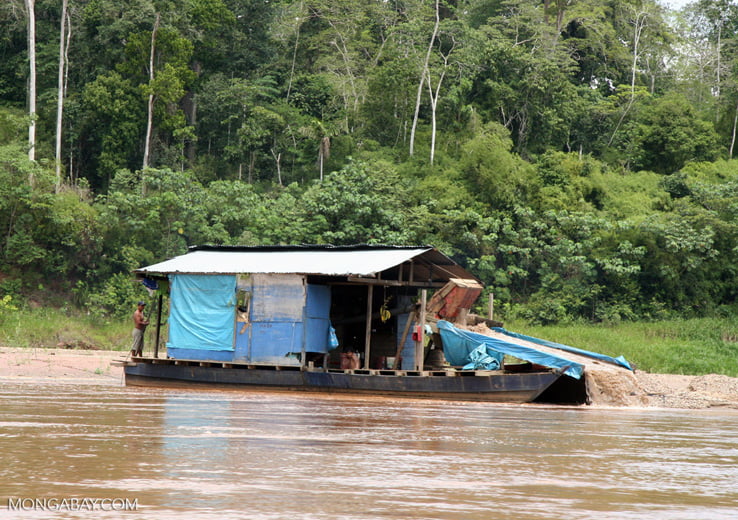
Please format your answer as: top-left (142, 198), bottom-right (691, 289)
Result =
top-left (319, 136), bottom-right (330, 181)
top-left (409, 0), bottom-right (439, 158)
top-left (729, 100), bottom-right (738, 159)
top-left (425, 33), bottom-right (454, 166)
top-left (55, 0), bottom-right (69, 192)
top-left (543, 0), bottom-right (550, 25)
top-left (318, 149), bottom-right (323, 181)
top-left (426, 57), bottom-right (448, 166)
top-left (608, 7), bottom-right (648, 147)
top-left (25, 0), bottom-right (36, 171)
top-left (271, 149), bottom-right (282, 186)
top-left (555, 0), bottom-right (567, 33)
top-left (716, 22), bottom-right (722, 123)
top-left (142, 12), bottom-right (160, 174)
top-left (630, 15), bottom-right (642, 97)
top-left (285, 1), bottom-right (303, 103)
top-left (427, 79), bottom-right (437, 166)
top-left (183, 61), bottom-right (200, 167)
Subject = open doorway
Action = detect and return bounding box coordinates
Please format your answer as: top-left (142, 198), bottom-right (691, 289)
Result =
top-left (325, 283), bottom-right (416, 369)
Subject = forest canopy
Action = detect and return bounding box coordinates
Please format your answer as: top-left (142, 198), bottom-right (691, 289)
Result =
top-left (2, 0), bottom-right (738, 324)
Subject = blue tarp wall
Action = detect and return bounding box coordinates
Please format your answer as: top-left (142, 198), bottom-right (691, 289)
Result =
top-left (305, 285), bottom-right (332, 353)
top-left (166, 273), bottom-right (333, 363)
top-left (243, 274), bottom-right (305, 364)
top-left (167, 274), bottom-right (237, 361)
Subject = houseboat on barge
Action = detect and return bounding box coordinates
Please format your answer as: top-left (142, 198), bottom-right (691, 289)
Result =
top-left (122, 245), bottom-right (588, 403)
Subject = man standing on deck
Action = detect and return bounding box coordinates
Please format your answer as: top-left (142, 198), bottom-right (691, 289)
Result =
top-left (131, 301), bottom-right (149, 357)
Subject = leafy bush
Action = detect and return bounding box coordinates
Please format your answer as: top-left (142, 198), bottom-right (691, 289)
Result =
top-left (0, 294), bottom-right (18, 325)
top-left (86, 272), bottom-right (150, 319)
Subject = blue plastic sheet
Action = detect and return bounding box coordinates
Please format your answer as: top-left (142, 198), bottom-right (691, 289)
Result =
top-left (492, 327), bottom-right (633, 371)
top-left (437, 320), bottom-right (584, 379)
top-left (168, 274), bottom-right (236, 351)
top-left (462, 344), bottom-right (503, 370)
top-left (329, 326), bottom-right (339, 349)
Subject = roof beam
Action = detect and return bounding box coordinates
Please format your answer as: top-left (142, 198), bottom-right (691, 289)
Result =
top-left (346, 276), bottom-right (445, 288)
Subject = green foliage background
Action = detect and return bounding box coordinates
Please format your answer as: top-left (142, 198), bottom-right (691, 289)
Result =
top-left (2, 0), bottom-right (738, 330)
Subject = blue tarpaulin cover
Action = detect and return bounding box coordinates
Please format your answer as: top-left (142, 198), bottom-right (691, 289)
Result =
top-left (437, 320), bottom-right (584, 379)
top-left (168, 274), bottom-right (236, 351)
top-left (462, 344), bottom-right (503, 370)
top-left (492, 327), bottom-right (633, 371)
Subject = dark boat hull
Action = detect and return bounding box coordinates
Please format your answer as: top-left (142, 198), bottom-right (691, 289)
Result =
top-left (123, 358), bottom-right (562, 403)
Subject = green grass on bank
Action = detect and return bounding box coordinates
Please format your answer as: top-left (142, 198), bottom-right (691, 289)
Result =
top-left (0, 307), bottom-right (131, 351)
top-left (1, 307), bottom-right (737, 376)
top-left (509, 318), bottom-right (738, 377)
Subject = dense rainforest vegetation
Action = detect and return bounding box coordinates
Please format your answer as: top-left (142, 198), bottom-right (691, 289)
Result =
top-left (2, 0), bottom-right (738, 325)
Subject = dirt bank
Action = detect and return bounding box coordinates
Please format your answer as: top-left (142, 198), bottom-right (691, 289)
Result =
top-left (0, 347), bottom-right (736, 409)
top-left (0, 346), bottom-right (126, 385)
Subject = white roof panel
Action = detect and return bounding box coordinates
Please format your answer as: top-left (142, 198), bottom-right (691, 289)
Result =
top-left (136, 248), bottom-right (433, 277)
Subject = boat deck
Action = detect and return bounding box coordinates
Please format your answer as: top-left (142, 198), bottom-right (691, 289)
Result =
top-left (116, 355), bottom-right (520, 378)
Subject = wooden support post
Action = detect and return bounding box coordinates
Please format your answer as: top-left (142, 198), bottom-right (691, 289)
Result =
top-left (416, 289), bottom-right (427, 371)
top-left (364, 284), bottom-right (373, 369)
top-left (456, 307), bottom-right (469, 326)
top-left (154, 292), bottom-right (163, 358)
top-left (299, 320), bottom-right (306, 370)
top-left (488, 292), bottom-right (494, 321)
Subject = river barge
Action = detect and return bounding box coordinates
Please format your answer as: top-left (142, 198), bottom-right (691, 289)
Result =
top-left (123, 358), bottom-right (564, 402)
top-left (122, 245), bottom-right (589, 403)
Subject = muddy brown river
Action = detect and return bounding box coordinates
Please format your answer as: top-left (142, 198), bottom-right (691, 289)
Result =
top-left (1, 381), bottom-right (737, 519)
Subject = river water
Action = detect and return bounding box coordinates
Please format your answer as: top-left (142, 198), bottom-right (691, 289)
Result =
top-left (1, 381), bottom-right (737, 520)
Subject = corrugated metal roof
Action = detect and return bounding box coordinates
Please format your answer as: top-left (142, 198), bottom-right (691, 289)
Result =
top-left (136, 246), bottom-right (435, 277)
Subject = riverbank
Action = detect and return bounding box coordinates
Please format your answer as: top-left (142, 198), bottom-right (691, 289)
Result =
top-left (0, 346), bottom-right (126, 385)
top-left (3, 309), bottom-right (738, 376)
top-left (633, 371), bottom-right (738, 409)
top-left (1, 346), bottom-right (737, 409)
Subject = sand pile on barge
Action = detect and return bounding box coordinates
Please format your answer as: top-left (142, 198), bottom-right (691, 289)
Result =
top-left (466, 323), bottom-right (738, 408)
top-left (467, 323), bottom-right (649, 407)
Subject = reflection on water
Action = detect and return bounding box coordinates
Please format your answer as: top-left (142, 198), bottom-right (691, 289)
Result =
top-left (1, 381), bottom-right (737, 519)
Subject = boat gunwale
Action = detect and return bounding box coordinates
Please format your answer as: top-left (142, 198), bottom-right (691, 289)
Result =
top-left (122, 356), bottom-right (557, 378)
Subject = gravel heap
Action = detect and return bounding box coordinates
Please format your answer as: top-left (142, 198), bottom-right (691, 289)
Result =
top-left (635, 372), bottom-right (738, 409)
top-left (463, 324), bottom-right (738, 409)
